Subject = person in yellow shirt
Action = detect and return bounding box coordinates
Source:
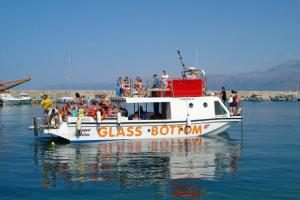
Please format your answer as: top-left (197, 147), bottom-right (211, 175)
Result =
top-left (41, 94), bottom-right (53, 113)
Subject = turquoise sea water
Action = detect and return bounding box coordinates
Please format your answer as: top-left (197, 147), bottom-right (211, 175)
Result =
top-left (0, 102), bottom-right (299, 199)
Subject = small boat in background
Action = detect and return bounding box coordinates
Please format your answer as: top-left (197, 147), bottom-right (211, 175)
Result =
top-left (0, 92), bottom-right (32, 105)
top-left (247, 94), bottom-right (264, 101)
top-left (18, 92), bottom-right (32, 104)
top-left (0, 93), bottom-right (20, 105)
top-left (56, 96), bottom-right (74, 104)
top-left (270, 94), bottom-right (287, 101)
top-left (285, 94), bottom-right (298, 102)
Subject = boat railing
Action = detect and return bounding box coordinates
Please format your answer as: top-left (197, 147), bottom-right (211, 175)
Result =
top-left (119, 77), bottom-right (206, 98)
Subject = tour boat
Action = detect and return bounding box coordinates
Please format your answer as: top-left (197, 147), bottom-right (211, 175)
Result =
top-left (32, 65), bottom-right (242, 142)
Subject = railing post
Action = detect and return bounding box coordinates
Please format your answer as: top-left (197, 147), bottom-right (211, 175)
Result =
top-left (33, 117), bottom-right (38, 136)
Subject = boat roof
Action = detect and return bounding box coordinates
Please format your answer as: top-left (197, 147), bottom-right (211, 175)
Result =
top-left (111, 96), bottom-right (215, 104)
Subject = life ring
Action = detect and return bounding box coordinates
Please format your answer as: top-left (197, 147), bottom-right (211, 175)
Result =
top-left (98, 107), bottom-right (106, 119)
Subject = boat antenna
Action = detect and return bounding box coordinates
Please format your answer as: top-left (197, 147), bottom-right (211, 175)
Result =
top-left (66, 45), bottom-right (72, 94)
top-left (195, 49), bottom-right (198, 67)
top-left (176, 48), bottom-right (188, 71)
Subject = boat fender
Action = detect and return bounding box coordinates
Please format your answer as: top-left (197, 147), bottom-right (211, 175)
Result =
top-left (186, 114), bottom-right (192, 127)
top-left (33, 117), bottom-right (38, 136)
top-left (98, 107), bottom-right (106, 120)
top-left (96, 111), bottom-right (101, 123)
top-left (76, 117), bottom-right (81, 131)
top-left (117, 112), bottom-right (121, 125)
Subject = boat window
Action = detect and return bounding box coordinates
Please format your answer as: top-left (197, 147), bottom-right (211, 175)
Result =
top-left (214, 101), bottom-right (227, 115)
top-left (203, 102), bottom-right (208, 108)
top-left (126, 102), bottom-right (171, 120)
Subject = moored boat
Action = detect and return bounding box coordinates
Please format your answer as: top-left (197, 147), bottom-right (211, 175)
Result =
top-left (285, 94), bottom-right (298, 102)
top-left (56, 96), bottom-right (74, 104)
top-left (270, 94), bottom-right (287, 101)
top-left (0, 93), bottom-right (21, 105)
top-left (18, 92), bottom-right (32, 104)
top-left (0, 92), bottom-right (32, 105)
top-left (247, 94), bottom-right (264, 101)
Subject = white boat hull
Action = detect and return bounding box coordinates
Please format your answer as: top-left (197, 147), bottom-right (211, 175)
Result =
top-left (1, 99), bottom-right (21, 105)
top-left (42, 116), bottom-right (241, 142)
top-left (1, 99), bottom-right (31, 105)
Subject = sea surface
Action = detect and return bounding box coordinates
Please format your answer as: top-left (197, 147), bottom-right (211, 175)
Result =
top-left (0, 102), bottom-right (299, 200)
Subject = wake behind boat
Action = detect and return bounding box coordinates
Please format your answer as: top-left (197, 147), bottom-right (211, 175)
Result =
top-left (31, 51), bottom-right (242, 142)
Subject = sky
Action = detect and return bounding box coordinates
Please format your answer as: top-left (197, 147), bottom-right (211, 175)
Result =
top-left (1, 0), bottom-right (300, 88)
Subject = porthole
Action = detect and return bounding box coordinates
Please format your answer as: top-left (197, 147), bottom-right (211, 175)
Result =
top-left (203, 102), bottom-right (208, 108)
top-left (189, 103), bottom-right (194, 108)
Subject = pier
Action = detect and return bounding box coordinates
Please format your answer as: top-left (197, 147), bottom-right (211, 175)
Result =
top-left (6, 90), bottom-right (299, 102)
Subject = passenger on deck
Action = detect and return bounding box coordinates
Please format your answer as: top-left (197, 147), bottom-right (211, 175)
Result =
top-left (61, 102), bottom-right (71, 121)
top-left (152, 74), bottom-right (160, 88)
top-left (123, 76), bottom-right (131, 97)
top-left (116, 77), bottom-right (123, 97)
top-left (100, 93), bottom-right (111, 107)
top-left (139, 105), bottom-right (147, 120)
top-left (220, 86), bottom-right (227, 104)
top-left (106, 104), bottom-right (119, 118)
top-left (233, 91), bottom-right (241, 116)
top-left (151, 74), bottom-right (160, 97)
top-left (87, 101), bottom-right (98, 118)
top-left (48, 106), bottom-right (60, 128)
top-left (134, 77), bottom-right (144, 97)
top-left (229, 90), bottom-right (240, 116)
top-left (161, 70), bottom-right (169, 88)
top-left (71, 107), bottom-right (78, 117)
top-left (119, 106), bottom-right (128, 117)
top-left (75, 92), bottom-right (84, 106)
top-left (130, 112), bottom-right (139, 120)
top-left (229, 92), bottom-right (234, 115)
top-left (78, 106), bottom-right (85, 117)
top-left (41, 94), bottom-right (53, 114)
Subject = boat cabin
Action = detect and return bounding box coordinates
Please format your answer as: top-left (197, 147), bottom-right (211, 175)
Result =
top-left (112, 96), bottom-right (229, 122)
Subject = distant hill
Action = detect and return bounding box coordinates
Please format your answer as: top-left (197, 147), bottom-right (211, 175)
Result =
top-left (207, 60), bottom-right (300, 91)
top-left (28, 60), bottom-right (300, 91)
top-left (42, 82), bottom-right (115, 90)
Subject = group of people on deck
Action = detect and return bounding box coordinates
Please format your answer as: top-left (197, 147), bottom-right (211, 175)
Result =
top-left (41, 92), bottom-right (125, 127)
top-left (116, 70), bottom-right (170, 97)
top-left (219, 87), bottom-right (241, 116)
